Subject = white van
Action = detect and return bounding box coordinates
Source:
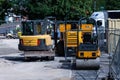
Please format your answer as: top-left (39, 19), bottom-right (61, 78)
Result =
top-left (90, 10), bottom-right (120, 29)
top-left (90, 10), bottom-right (120, 51)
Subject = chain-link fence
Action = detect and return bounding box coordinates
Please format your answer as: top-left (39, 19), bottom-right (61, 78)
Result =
top-left (110, 34), bottom-right (120, 80)
top-left (101, 19), bottom-right (120, 79)
top-left (107, 29), bottom-right (120, 53)
top-left (107, 19), bottom-right (120, 53)
top-left (107, 29), bottom-right (120, 80)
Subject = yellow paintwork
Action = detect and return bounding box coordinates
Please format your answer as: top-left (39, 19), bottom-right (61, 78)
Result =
top-left (59, 24), bottom-right (94, 48)
top-left (20, 35), bottom-right (52, 46)
top-left (76, 24), bottom-right (101, 59)
top-left (66, 31), bottom-right (83, 47)
top-left (59, 22), bottom-right (101, 59)
top-left (97, 48), bottom-right (101, 57)
top-left (78, 49), bottom-right (100, 58)
top-left (81, 24), bottom-right (93, 32)
top-left (59, 24), bottom-right (71, 32)
top-left (17, 31), bottom-right (22, 38)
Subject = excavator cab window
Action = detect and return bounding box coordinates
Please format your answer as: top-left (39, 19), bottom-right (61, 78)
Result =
top-left (36, 22), bottom-right (42, 34)
top-left (46, 24), bottom-right (53, 34)
top-left (22, 21), bottom-right (34, 35)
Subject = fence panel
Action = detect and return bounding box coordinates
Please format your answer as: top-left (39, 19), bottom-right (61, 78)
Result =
top-left (110, 35), bottom-right (120, 79)
top-left (107, 19), bottom-right (120, 53)
top-left (108, 30), bottom-right (120, 53)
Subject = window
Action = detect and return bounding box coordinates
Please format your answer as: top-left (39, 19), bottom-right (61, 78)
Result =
top-left (36, 22), bottom-right (41, 34)
top-left (22, 22), bottom-right (34, 35)
top-left (71, 23), bottom-right (78, 30)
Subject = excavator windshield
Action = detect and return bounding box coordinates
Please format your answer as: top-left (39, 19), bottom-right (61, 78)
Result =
top-left (22, 21), bottom-right (34, 35)
top-left (21, 20), bottom-right (43, 35)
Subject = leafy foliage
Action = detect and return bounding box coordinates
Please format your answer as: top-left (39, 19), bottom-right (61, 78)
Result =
top-left (0, 0), bottom-right (119, 20)
top-left (106, 0), bottom-right (120, 10)
top-left (0, 0), bottom-right (11, 19)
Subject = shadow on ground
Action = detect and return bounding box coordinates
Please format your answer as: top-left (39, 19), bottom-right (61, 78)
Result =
top-left (0, 54), bottom-right (54, 62)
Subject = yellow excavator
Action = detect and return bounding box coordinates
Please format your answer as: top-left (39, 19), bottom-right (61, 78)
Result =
top-left (18, 17), bottom-right (55, 60)
top-left (56, 18), bottom-right (101, 69)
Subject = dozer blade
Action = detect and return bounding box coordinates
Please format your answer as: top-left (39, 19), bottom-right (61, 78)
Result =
top-left (75, 58), bottom-right (100, 70)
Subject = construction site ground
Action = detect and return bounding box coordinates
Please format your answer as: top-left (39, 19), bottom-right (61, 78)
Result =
top-left (0, 38), bottom-right (110, 80)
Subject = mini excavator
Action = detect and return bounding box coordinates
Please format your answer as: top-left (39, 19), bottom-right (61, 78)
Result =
top-left (18, 17), bottom-right (56, 60)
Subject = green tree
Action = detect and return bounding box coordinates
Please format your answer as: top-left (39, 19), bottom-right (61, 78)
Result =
top-left (106, 0), bottom-right (120, 10)
top-left (0, 0), bottom-right (103, 20)
top-left (10, 0), bottom-right (29, 16)
top-left (23, 0), bottom-right (95, 20)
top-left (93, 0), bottom-right (106, 11)
top-left (0, 0), bottom-right (5, 16)
top-left (0, 0), bottom-right (11, 19)
top-left (52, 0), bottom-right (93, 20)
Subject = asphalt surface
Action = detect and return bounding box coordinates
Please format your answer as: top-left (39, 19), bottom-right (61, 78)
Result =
top-left (0, 39), bottom-right (72, 80)
top-left (0, 39), bottom-right (110, 80)
top-left (0, 39), bottom-right (20, 55)
top-left (71, 53), bottom-right (110, 80)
